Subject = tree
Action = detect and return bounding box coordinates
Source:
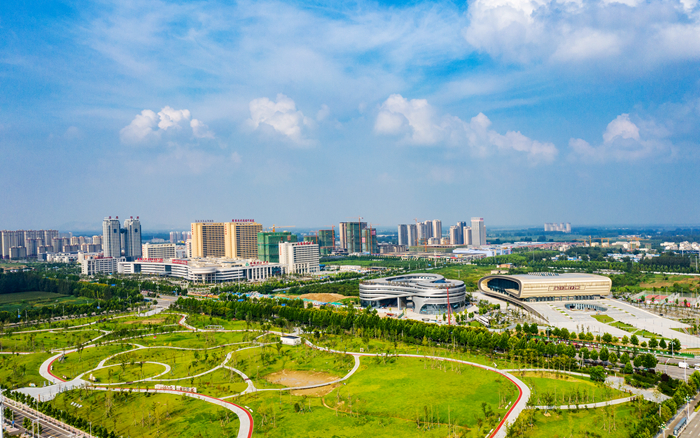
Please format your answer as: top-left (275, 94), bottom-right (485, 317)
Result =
top-left (659, 338), bottom-right (667, 349)
top-left (602, 333), bottom-right (613, 344)
top-left (621, 335), bottom-right (629, 345)
top-left (590, 366), bottom-right (606, 382)
top-left (620, 352), bottom-right (630, 364)
top-left (630, 335), bottom-right (639, 346)
top-left (642, 354), bottom-right (657, 369)
top-left (623, 362), bottom-right (633, 374)
top-left (599, 347), bottom-right (609, 362)
top-left (649, 337), bottom-right (658, 349)
top-left (590, 349), bottom-right (599, 361)
top-left (608, 352), bottom-right (618, 365)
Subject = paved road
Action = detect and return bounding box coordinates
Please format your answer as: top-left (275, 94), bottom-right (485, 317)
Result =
top-left (4, 398), bottom-right (94, 437)
top-left (680, 411), bottom-right (700, 437)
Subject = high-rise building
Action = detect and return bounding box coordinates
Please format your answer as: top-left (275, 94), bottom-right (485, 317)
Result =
top-left (92, 235), bottom-right (102, 245)
top-left (449, 226), bottom-right (461, 245)
top-left (407, 224), bottom-right (418, 247)
top-left (398, 224), bottom-right (409, 246)
top-left (471, 218), bottom-right (486, 247)
top-left (463, 226), bottom-right (472, 245)
top-left (224, 220), bottom-right (263, 259)
top-left (1, 231), bottom-right (22, 259)
top-left (169, 231), bottom-right (181, 243)
top-left (432, 220), bottom-right (442, 240)
top-left (122, 217), bottom-right (142, 260)
top-left (318, 229), bottom-right (335, 256)
top-left (417, 221), bottom-right (431, 244)
top-left (103, 217), bottom-right (122, 258)
top-left (362, 228), bottom-right (378, 254)
top-left (339, 221), bottom-right (366, 253)
top-left (257, 231), bottom-right (297, 263)
top-left (279, 241), bottom-right (320, 274)
top-left (191, 220), bottom-right (263, 259)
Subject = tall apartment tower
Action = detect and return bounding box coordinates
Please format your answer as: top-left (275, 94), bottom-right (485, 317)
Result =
top-left (463, 226), bottom-right (472, 245)
top-left (339, 221), bottom-right (366, 253)
top-left (397, 224), bottom-right (408, 246)
top-left (102, 217), bottom-right (122, 258)
top-left (432, 220), bottom-right (442, 240)
top-left (123, 217), bottom-right (142, 260)
top-left (449, 226), bottom-right (461, 245)
top-left (224, 220), bottom-right (263, 259)
top-left (471, 218), bottom-right (486, 247)
top-left (407, 224), bottom-right (418, 247)
top-left (190, 222), bottom-right (226, 258)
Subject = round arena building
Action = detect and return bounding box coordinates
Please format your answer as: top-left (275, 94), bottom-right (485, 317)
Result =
top-left (359, 273), bottom-right (466, 314)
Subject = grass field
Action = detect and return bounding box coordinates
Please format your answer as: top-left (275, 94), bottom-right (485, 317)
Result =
top-left (103, 347), bottom-right (231, 379)
top-left (514, 371), bottom-right (628, 405)
top-left (521, 402), bottom-right (639, 438)
top-left (127, 330), bottom-right (260, 348)
top-left (88, 362), bottom-right (167, 383)
top-left (118, 367), bottom-right (249, 397)
top-left (239, 390), bottom-right (458, 438)
top-left (0, 329), bottom-right (103, 352)
top-left (0, 352), bottom-right (53, 389)
top-left (609, 321), bottom-right (636, 332)
top-left (183, 314), bottom-right (262, 331)
top-left (51, 390), bottom-right (240, 437)
top-left (324, 356), bottom-right (517, 434)
top-left (591, 314), bottom-right (614, 324)
top-left (52, 344), bottom-right (134, 380)
top-left (0, 291), bottom-right (94, 313)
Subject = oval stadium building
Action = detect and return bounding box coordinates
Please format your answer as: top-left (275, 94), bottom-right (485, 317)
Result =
top-left (478, 272), bottom-right (612, 303)
top-left (359, 273), bottom-right (466, 315)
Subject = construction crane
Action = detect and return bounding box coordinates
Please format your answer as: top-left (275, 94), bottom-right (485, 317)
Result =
top-left (268, 225), bottom-right (295, 233)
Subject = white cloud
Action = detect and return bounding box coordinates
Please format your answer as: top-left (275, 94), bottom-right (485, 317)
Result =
top-left (569, 113), bottom-right (671, 162)
top-left (120, 109), bottom-right (159, 144)
top-left (375, 94), bottom-right (558, 163)
top-left (120, 107), bottom-right (214, 144)
top-left (463, 0), bottom-right (700, 66)
top-left (190, 119), bottom-right (214, 139)
top-left (247, 94), bottom-right (312, 145)
top-left (157, 106), bottom-right (191, 130)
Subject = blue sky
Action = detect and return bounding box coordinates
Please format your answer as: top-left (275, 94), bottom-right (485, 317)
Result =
top-left (2, 0), bottom-right (700, 231)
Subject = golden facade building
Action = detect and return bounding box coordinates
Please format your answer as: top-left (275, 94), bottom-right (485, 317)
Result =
top-left (191, 220), bottom-right (262, 259)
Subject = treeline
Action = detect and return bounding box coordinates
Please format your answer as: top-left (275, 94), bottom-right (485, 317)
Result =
top-left (641, 253), bottom-right (692, 268)
top-left (211, 271), bottom-right (363, 295)
top-left (286, 280), bottom-right (360, 297)
top-left (0, 272), bottom-right (144, 323)
top-left (5, 390), bottom-right (117, 438)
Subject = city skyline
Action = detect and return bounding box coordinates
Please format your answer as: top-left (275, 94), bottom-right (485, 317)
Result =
top-left (3, 1), bottom-right (700, 230)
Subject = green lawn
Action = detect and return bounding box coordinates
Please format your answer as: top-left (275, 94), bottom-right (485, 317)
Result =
top-left (513, 371), bottom-right (629, 405)
top-left (119, 367), bottom-right (249, 398)
top-left (50, 390), bottom-right (240, 438)
top-left (183, 314), bottom-right (261, 331)
top-left (104, 347), bottom-right (233, 379)
top-left (0, 291), bottom-right (68, 304)
top-left (609, 321), bottom-right (636, 332)
top-left (89, 362), bottom-right (167, 383)
top-left (0, 293), bottom-right (94, 313)
top-left (324, 356), bottom-right (517, 432)
top-left (240, 390), bottom-right (458, 438)
top-left (130, 330), bottom-right (259, 348)
top-left (52, 344), bottom-right (134, 380)
top-left (0, 329), bottom-right (103, 352)
top-left (0, 352), bottom-right (53, 389)
top-left (591, 314), bottom-right (614, 324)
top-left (516, 402), bottom-right (639, 438)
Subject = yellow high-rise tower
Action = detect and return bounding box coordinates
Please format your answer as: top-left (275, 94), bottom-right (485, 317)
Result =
top-left (190, 220), bottom-right (262, 259)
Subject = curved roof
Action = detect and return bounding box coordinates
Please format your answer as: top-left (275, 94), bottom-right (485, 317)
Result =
top-left (362, 273), bottom-right (464, 289)
top-left (478, 272), bottom-right (611, 300)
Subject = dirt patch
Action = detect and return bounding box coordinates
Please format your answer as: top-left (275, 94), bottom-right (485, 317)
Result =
top-left (123, 318), bottom-right (166, 325)
top-left (264, 369), bottom-right (339, 396)
top-left (297, 293), bottom-right (346, 303)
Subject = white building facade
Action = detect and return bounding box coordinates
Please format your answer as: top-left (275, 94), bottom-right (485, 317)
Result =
top-left (279, 241), bottom-right (320, 275)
